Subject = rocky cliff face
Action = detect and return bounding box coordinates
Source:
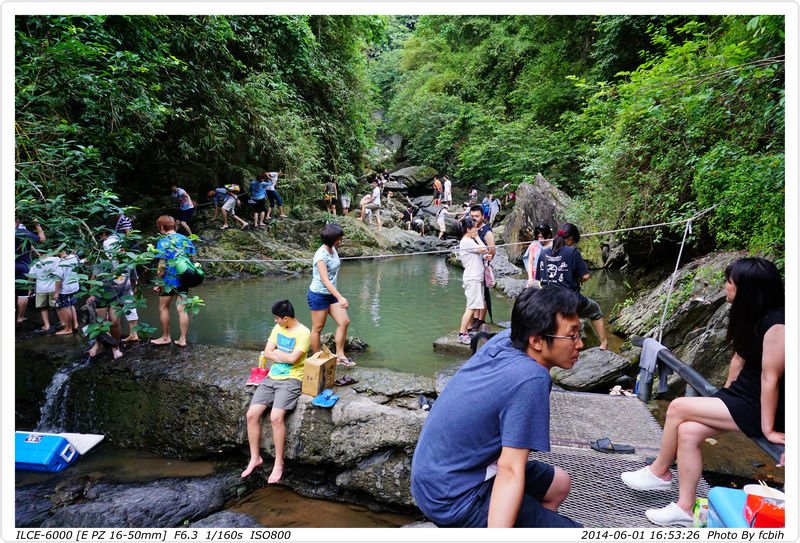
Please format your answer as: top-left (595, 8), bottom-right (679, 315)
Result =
top-left (611, 251), bottom-right (746, 396)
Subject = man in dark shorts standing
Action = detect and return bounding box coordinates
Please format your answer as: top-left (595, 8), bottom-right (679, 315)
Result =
top-left (170, 184), bottom-right (195, 236)
top-left (151, 215), bottom-right (196, 347)
top-left (241, 299), bottom-right (311, 484)
top-left (469, 204), bottom-right (496, 329)
top-left (411, 287), bottom-right (583, 528)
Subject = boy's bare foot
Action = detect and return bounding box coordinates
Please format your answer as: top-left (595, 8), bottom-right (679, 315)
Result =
top-left (122, 335), bottom-right (140, 343)
top-left (173, 339), bottom-right (187, 348)
top-left (150, 337), bottom-right (172, 345)
top-left (267, 463), bottom-right (284, 484)
top-left (599, 339), bottom-right (608, 350)
top-left (241, 456), bottom-right (263, 478)
top-left (112, 348), bottom-right (124, 360)
top-left (55, 329), bottom-right (74, 336)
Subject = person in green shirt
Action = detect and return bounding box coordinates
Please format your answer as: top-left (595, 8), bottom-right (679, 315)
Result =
top-left (241, 299), bottom-right (311, 484)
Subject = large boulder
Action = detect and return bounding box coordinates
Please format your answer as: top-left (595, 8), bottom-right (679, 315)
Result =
top-left (551, 348), bottom-right (634, 392)
top-left (494, 277), bottom-right (528, 299)
top-left (447, 246), bottom-right (522, 280)
top-left (17, 470), bottom-right (264, 528)
top-left (612, 251), bottom-right (744, 397)
top-left (19, 340), bottom-right (434, 510)
top-left (502, 174), bottom-right (572, 262)
top-left (389, 166), bottom-right (438, 192)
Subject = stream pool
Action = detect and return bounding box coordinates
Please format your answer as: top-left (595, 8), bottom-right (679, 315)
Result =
top-left (135, 255), bottom-right (631, 376)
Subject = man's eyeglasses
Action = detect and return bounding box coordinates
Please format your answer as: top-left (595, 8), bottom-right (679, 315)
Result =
top-left (543, 333), bottom-right (582, 343)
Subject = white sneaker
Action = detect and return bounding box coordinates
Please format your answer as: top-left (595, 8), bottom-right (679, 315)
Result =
top-left (645, 502), bottom-right (693, 527)
top-left (620, 465), bottom-right (672, 491)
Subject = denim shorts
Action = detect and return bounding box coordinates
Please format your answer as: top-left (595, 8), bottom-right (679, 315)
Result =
top-left (307, 289), bottom-right (338, 310)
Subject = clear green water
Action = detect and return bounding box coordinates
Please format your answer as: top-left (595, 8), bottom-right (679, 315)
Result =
top-left (136, 255), bottom-right (630, 377)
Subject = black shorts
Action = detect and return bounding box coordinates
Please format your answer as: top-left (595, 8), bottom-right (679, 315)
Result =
top-left (15, 262), bottom-right (30, 297)
top-left (176, 207), bottom-right (196, 223)
top-left (252, 198), bottom-right (267, 213)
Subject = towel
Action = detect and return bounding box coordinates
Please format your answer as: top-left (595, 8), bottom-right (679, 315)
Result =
top-left (639, 338), bottom-right (673, 394)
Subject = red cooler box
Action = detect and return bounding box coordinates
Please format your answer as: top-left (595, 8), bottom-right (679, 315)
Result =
top-left (15, 431), bottom-right (78, 473)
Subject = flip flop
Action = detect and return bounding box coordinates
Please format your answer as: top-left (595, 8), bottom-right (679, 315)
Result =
top-left (311, 389), bottom-right (339, 408)
top-left (333, 375), bottom-right (358, 387)
top-left (336, 357), bottom-right (357, 367)
top-left (590, 437), bottom-right (635, 454)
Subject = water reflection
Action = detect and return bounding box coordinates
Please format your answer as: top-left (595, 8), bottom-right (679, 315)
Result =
top-left (134, 257), bottom-right (631, 377)
top-left (431, 257), bottom-right (449, 286)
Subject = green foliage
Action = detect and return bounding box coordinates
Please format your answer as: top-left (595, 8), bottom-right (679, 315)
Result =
top-left (577, 16), bottom-right (784, 257)
top-left (382, 15), bottom-right (784, 260)
top-left (16, 15), bottom-right (383, 211)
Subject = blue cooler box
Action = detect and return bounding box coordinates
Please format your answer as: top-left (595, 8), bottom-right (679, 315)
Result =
top-left (708, 487), bottom-right (748, 528)
top-left (15, 432), bottom-right (79, 473)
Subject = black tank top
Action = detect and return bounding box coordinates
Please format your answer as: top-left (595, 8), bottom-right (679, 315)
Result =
top-left (729, 308), bottom-right (785, 408)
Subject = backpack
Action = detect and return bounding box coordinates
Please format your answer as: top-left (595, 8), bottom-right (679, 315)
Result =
top-left (174, 254), bottom-right (204, 288)
top-left (224, 183), bottom-right (241, 193)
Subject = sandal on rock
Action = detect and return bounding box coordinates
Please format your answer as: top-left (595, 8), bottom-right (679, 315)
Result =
top-left (336, 357), bottom-right (357, 367)
top-left (589, 437), bottom-right (635, 454)
top-left (333, 375), bottom-right (358, 386)
top-left (311, 389), bottom-right (339, 408)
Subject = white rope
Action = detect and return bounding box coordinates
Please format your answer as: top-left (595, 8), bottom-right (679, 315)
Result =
top-left (194, 202), bottom-right (718, 264)
top-left (656, 219), bottom-right (693, 343)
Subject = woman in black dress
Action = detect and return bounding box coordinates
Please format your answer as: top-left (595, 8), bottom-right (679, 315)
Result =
top-left (620, 257), bottom-right (785, 527)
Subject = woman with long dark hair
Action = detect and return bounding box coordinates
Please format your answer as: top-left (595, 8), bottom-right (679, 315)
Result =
top-left (537, 223), bottom-right (608, 349)
top-left (620, 257), bottom-right (785, 527)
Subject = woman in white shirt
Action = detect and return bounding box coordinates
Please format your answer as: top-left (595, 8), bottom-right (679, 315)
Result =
top-left (457, 217), bottom-right (488, 344)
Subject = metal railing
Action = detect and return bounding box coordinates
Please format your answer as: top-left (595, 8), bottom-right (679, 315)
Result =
top-left (631, 336), bottom-right (784, 463)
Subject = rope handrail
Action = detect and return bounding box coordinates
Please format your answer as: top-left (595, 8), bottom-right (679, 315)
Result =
top-left (193, 199), bottom-right (720, 264)
top-left (630, 336), bottom-right (784, 463)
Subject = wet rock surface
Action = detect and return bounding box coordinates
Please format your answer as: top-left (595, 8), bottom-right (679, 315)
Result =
top-left (188, 511), bottom-right (264, 528)
top-left (17, 470), bottom-right (264, 528)
top-left (17, 339), bottom-right (434, 511)
top-left (612, 251), bottom-right (743, 397)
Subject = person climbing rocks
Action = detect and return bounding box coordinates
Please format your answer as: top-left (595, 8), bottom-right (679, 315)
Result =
top-left (170, 184), bottom-right (196, 236)
top-left (241, 299), bottom-right (311, 484)
top-left (249, 174), bottom-right (269, 227)
top-left (264, 170), bottom-right (287, 219)
top-left (358, 178), bottom-right (382, 231)
top-left (208, 186), bottom-right (249, 230)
